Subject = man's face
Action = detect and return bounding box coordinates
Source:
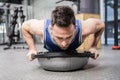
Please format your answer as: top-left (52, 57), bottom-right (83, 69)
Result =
top-left (50, 24), bottom-right (76, 50)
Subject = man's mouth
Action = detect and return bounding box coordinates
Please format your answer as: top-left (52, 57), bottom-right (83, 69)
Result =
top-left (61, 47), bottom-right (68, 50)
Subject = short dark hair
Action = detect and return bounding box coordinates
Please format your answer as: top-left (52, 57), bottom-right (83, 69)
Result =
top-left (51, 6), bottom-right (75, 27)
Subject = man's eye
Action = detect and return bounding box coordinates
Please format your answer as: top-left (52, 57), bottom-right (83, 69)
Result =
top-left (57, 37), bottom-right (63, 40)
top-left (66, 36), bottom-right (72, 39)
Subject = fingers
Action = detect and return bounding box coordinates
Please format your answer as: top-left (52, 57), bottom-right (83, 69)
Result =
top-left (89, 48), bottom-right (99, 60)
top-left (26, 53), bottom-right (34, 61)
top-left (94, 51), bottom-right (99, 60)
top-left (27, 50), bottom-right (37, 61)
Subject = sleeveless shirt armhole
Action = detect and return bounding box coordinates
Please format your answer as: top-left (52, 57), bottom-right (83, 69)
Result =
top-left (78, 20), bottom-right (82, 44)
top-left (43, 19), bottom-right (47, 48)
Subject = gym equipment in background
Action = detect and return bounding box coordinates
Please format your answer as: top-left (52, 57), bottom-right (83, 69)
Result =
top-left (4, 6), bottom-right (26, 50)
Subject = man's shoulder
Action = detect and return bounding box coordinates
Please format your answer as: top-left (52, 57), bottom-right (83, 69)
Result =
top-left (23, 19), bottom-right (46, 25)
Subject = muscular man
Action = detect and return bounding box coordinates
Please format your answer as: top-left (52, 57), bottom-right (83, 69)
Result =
top-left (22, 6), bottom-right (105, 61)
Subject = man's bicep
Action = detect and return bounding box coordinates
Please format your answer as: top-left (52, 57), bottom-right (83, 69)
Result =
top-left (22, 19), bottom-right (44, 35)
top-left (81, 20), bottom-right (96, 36)
top-left (31, 19), bottom-right (44, 35)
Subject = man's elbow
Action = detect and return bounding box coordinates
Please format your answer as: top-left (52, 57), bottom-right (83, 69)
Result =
top-left (21, 22), bottom-right (29, 36)
top-left (22, 21), bottom-right (29, 31)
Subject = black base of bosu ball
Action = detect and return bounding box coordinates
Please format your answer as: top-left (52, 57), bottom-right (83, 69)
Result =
top-left (32, 51), bottom-right (95, 72)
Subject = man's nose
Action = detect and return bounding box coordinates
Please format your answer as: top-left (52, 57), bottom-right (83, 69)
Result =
top-left (61, 40), bottom-right (67, 47)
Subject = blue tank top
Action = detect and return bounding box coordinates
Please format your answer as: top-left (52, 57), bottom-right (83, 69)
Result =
top-left (44, 19), bottom-right (82, 52)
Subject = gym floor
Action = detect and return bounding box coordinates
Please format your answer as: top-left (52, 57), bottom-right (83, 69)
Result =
top-left (0, 44), bottom-right (120, 80)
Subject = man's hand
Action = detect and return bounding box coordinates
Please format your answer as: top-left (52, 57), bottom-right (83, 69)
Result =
top-left (88, 47), bottom-right (99, 59)
top-left (27, 50), bottom-right (37, 61)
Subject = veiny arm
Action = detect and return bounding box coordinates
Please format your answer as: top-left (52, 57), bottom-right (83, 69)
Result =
top-left (81, 18), bottom-right (105, 59)
top-left (21, 19), bottom-right (44, 61)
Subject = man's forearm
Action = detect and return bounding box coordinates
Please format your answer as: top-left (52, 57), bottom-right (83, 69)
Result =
top-left (25, 35), bottom-right (37, 50)
top-left (22, 27), bottom-right (37, 51)
top-left (91, 27), bottom-right (104, 48)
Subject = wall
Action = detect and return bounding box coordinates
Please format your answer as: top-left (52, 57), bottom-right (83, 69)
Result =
top-left (32, 0), bottom-right (77, 19)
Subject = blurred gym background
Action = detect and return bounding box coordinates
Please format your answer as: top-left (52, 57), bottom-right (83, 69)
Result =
top-left (0, 0), bottom-right (119, 48)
